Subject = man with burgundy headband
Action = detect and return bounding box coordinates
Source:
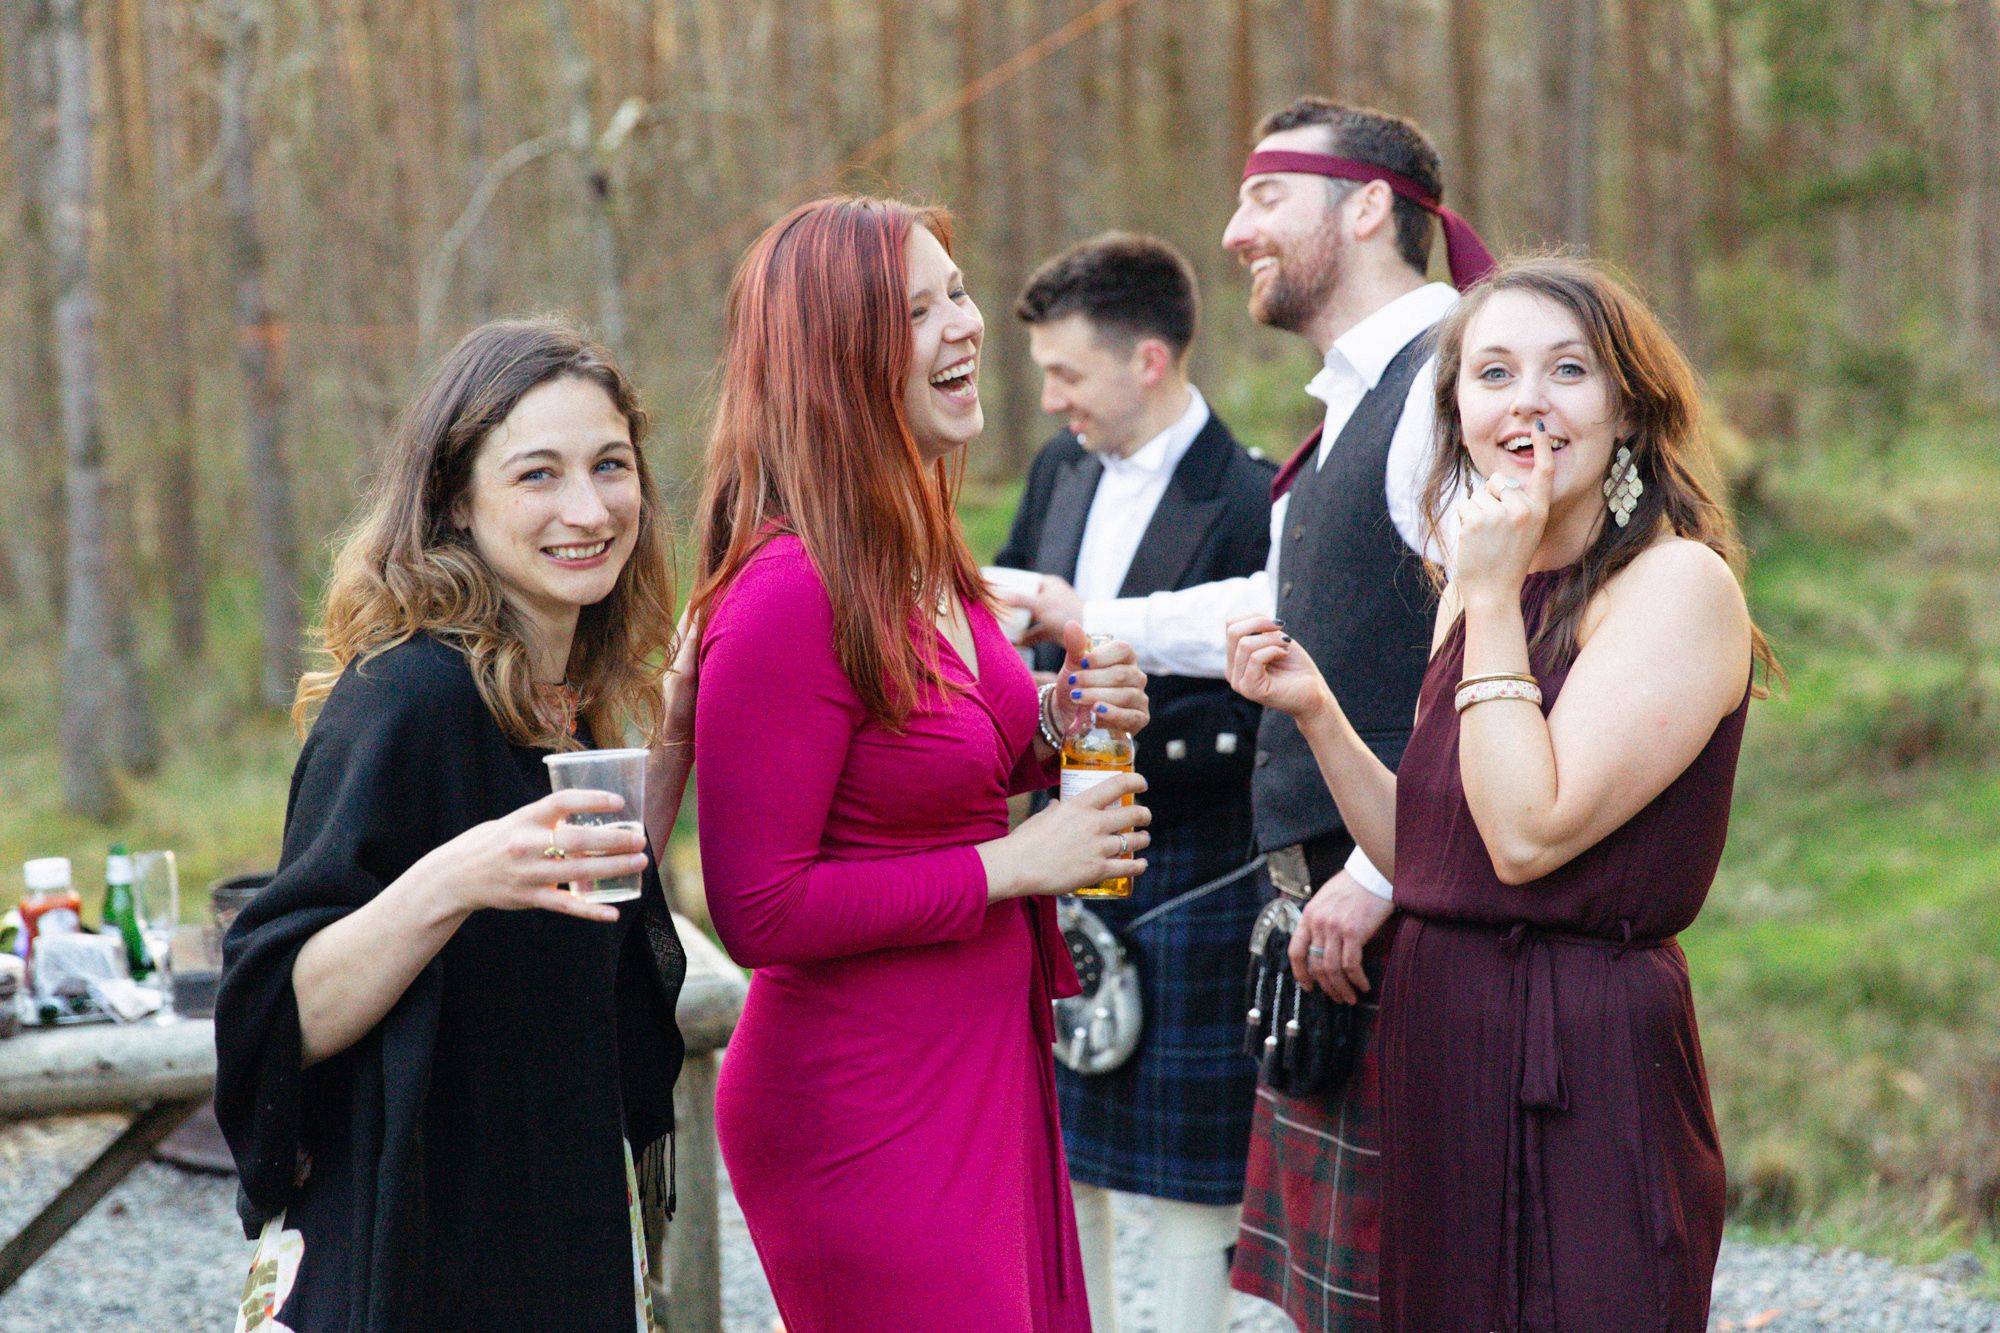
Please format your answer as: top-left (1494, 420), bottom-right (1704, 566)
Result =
top-left (1008, 97), bottom-right (1493, 1332)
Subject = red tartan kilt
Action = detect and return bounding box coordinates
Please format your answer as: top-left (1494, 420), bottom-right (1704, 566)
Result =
top-left (1229, 994), bottom-right (1384, 1333)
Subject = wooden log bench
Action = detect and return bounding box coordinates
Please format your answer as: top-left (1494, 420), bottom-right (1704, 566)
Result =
top-left (0, 913), bottom-right (747, 1332)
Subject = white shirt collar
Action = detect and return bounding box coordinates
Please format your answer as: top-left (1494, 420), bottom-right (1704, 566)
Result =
top-left (1304, 282), bottom-right (1458, 404)
top-left (1099, 384), bottom-right (1209, 479)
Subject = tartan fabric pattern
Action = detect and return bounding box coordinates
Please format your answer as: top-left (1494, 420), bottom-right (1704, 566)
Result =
top-left (1056, 800), bottom-right (1264, 1205)
top-left (1229, 991), bottom-right (1384, 1333)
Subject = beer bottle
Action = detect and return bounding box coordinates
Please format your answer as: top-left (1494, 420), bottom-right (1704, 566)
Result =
top-left (1059, 636), bottom-right (1138, 899)
top-left (102, 844), bottom-right (151, 981)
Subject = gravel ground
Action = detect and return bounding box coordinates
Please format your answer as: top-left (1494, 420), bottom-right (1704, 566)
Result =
top-left (3, 1114), bottom-right (1995, 1332)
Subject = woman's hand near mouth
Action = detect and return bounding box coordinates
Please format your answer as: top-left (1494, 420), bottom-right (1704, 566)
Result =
top-left (1455, 419), bottom-right (1557, 609)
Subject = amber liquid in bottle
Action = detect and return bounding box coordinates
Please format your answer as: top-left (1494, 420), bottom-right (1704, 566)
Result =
top-left (1061, 725), bottom-right (1138, 899)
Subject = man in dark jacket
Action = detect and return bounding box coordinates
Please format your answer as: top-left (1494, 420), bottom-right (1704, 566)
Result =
top-left (994, 233), bottom-right (1273, 1333)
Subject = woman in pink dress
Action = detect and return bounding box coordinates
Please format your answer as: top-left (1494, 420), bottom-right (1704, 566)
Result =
top-left (690, 196), bottom-right (1155, 1332)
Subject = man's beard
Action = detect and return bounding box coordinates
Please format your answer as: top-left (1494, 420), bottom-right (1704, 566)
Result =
top-left (1250, 226), bottom-right (1343, 335)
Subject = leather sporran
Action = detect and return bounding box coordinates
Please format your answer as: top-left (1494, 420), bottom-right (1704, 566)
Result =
top-left (1240, 897), bottom-right (1374, 1098)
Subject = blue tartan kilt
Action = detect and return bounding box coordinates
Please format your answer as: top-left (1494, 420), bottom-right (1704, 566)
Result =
top-left (1055, 797), bottom-right (1265, 1204)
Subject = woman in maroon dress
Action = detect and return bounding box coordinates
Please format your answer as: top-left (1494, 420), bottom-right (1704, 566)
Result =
top-left (1224, 257), bottom-right (1778, 1332)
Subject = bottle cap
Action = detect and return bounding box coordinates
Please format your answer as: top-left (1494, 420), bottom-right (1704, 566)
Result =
top-left (23, 858), bottom-right (73, 892)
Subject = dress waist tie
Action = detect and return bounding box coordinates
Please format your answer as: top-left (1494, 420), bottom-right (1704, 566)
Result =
top-left (1494, 920), bottom-right (1676, 1333)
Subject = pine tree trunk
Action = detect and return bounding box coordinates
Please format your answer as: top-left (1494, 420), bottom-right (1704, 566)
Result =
top-left (1709, 0), bottom-right (1745, 259)
top-left (876, 0), bottom-right (899, 184)
top-left (1957, 0), bottom-right (2000, 380)
top-left (544, 0), bottom-right (627, 361)
top-left (454, 0), bottom-right (496, 323)
top-left (958, 0), bottom-right (983, 217)
top-left (1229, 0), bottom-right (1256, 175)
top-left (992, 0), bottom-right (1036, 477)
top-left (1307, 0), bottom-right (1337, 91)
top-left (138, 0), bottom-right (204, 659)
top-left (1562, 0), bottom-right (1598, 246)
top-left (1, 0), bottom-right (63, 621)
top-left (52, 0), bottom-right (155, 813)
top-left (1621, 0), bottom-right (1655, 280)
top-left (221, 0), bottom-right (301, 712)
top-left (1447, 0), bottom-right (1485, 229)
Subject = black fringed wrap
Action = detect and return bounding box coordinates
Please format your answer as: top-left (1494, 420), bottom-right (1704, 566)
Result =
top-left (214, 634), bottom-right (686, 1329)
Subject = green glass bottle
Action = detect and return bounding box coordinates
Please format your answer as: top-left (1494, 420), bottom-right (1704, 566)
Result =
top-left (103, 843), bottom-right (151, 981)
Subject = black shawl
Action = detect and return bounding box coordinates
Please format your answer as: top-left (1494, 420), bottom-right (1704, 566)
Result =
top-left (214, 634), bottom-right (686, 1331)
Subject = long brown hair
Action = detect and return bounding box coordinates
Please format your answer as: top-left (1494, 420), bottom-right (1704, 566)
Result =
top-left (294, 317), bottom-right (677, 748)
top-left (1420, 256), bottom-right (1778, 689)
top-left (689, 195), bottom-right (988, 728)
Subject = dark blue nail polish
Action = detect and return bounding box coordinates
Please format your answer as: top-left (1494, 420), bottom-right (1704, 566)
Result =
top-left (1071, 689), bottom-right (1083, 701)
top-left (1067, 674), bottom-right (1077, 685)
top-left (1273, 618), bottom-right (1286, 628)
top-left (1094, 703), bottom-right (1107, 714)
top-left (1079, 658), bottom-right (1091, 669)
top-left (1281, 634), bottom-right (1292, 644)
top-left (1535, 418), bottom-right (1546, 432)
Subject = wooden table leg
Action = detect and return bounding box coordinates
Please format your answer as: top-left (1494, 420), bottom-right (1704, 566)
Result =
top-left (0, 1099), bottom-right (205, 1296)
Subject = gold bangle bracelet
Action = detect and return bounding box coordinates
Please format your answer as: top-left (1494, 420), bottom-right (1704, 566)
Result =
top-left (1455, 671), bottom-right (1538, 691)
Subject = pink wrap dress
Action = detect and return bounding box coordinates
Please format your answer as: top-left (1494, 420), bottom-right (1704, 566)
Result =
top-left (696, 536), bottom-right (1089, 1332)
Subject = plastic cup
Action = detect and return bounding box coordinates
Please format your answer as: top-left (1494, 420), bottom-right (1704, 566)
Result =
top-left (543, 747), bottom-right (649, 904)
top-left (981, 566), bottom-right (1042, 644)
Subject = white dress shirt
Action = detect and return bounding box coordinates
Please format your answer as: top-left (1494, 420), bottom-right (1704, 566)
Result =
top-left (1081, 282), bottom-right (1458, 901)
top-left (1072, 386), bottom-right (1209, 604)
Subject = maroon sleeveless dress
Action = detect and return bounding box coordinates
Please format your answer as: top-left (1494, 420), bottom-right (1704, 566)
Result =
top-left (1380, 567), bottom-right (1747, 1332)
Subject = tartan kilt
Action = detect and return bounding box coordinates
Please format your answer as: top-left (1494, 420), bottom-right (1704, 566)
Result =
top-left (1054, 798), bottom-right (1264, 1205)
top-left (1229, 986), bottom-right (1384, 1333)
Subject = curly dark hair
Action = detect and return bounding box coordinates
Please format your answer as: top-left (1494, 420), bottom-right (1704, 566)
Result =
top-left (1254, 97), bottom-right (1442, 275)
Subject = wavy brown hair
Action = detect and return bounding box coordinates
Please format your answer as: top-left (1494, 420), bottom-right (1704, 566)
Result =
top-left (688, 196), bottom-right (988, 728)
top-left (1420, 256), bottom-right (1778, 691)
top-left (293, 317), bottom-right (677, 748)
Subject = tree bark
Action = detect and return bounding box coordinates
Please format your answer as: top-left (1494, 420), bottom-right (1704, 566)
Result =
top-left (1562, 0), bottom-right (1599, 246)
top-left (876, 0), bottom-right (899, 184)
top-left (1447, 0), bottom-right (1485, 230)
top-left (1709, 0), bottom-right (1745, 258)
top-left (991, 0), bottom-right (1036, 478)
top-left (1, 0), bottom-right (63, 621)
top-left (959, 0), bottom-right (983, 218)
top-left (1957, 0), bottom-right (2000, 379)
top-left (544, 0), bottom-right (628, 361)
top-left (52, 0), bottom-right (156, 813)
top-left (1621, 0), bottom-right (1655, 279)
top-left (220, 0), bottom-right (301, 713)
top-left (453, 0), bottom-right (497, 324)
top-left (1307, 0), bottom-right (1337, 92)
top-left (135, 0), bottom-right (204, 659)
top-left (1228, 0), bottom-right (1256, 177)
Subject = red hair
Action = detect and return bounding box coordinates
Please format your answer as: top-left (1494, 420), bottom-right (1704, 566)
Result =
top-left (690, 196), bottom-right (989, 727)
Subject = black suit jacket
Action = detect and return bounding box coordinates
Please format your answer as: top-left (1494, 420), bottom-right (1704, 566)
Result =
top-left (993, 407), bottom-right (1275, 818)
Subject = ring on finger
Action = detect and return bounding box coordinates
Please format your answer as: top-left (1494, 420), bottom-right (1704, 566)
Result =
top-left (541, 843), bottom-right (567, 860)
top-left (1307, 944), bottom-right (1326, 958)
top-left (1116, 832), bottom-right (1130, 857)
top-left (1499, 475), bottom-right (1524, 491)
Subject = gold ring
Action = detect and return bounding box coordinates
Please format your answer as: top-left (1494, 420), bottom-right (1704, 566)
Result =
top-left (541, 844), bottom-right (567, 861)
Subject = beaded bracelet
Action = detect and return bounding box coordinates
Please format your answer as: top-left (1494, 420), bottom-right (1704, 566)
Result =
top-left (1454, 676), bottom-right (1544, 713)
top-left (1037, 682), bottom-right (1066, 750)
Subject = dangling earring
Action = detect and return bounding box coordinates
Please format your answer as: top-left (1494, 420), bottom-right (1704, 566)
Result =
top-left (1602, 442), bottom-right (1643, 528)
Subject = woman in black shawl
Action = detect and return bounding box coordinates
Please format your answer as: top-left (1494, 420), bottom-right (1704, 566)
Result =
top-left (215, 318), bottom-right (691, 1332)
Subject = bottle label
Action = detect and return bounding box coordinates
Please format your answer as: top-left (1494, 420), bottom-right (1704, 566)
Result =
top-left (1060, 768), bottom-right (1120, 802)
top-left (106, 856), bottom-right (133, 884)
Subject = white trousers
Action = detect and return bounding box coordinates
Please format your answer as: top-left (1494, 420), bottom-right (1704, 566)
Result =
top-left (1071, 1181), bottom-right (1240, 1333)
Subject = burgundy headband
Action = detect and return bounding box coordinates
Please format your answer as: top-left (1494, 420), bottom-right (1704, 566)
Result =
top-left (1242, 149), bottom-right (1496, 291)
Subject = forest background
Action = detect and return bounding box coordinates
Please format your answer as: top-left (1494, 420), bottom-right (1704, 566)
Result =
top-left (2, 0), bottom-right (1997, 1287)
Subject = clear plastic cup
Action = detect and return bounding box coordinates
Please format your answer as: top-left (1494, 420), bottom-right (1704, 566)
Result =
top-left (543, 747), bottom-right (649, 904)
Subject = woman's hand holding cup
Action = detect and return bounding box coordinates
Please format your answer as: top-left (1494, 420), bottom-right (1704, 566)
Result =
top-left (415, 789), bottom-right (648, 925)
